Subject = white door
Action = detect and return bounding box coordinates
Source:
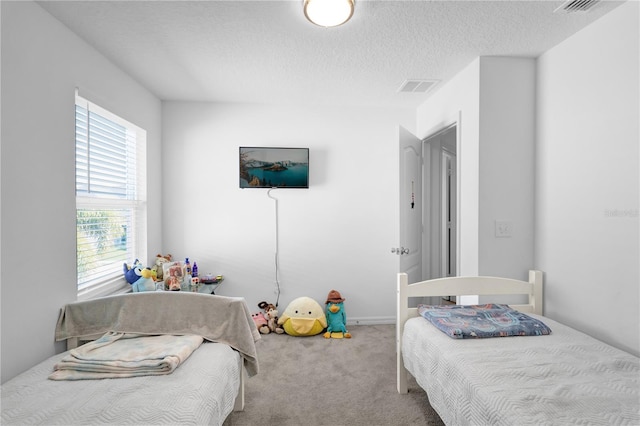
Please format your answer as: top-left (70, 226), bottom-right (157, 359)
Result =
top-left (397, 126), bottom-right (423, 284)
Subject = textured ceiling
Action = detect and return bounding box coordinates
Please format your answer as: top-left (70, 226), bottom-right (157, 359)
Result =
top-left (38, 0), bottom-right (623, 109)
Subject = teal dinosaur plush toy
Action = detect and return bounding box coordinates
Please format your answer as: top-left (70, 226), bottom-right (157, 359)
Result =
top-left (323, 289), bottom-right (351, 339)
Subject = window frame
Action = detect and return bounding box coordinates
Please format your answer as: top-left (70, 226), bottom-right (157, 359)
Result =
top-left (75, 94), bottom-right (147, 300)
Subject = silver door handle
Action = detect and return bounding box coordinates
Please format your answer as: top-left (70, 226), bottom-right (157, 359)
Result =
top-left (391, 247), bottom-right (410, 255)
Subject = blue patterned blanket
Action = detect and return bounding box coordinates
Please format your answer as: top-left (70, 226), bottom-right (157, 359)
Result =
top-left (417, 304), bottom-right (552, 339)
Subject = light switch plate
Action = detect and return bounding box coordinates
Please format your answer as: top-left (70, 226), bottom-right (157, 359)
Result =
top-left (495, 221), bottom-right (513, 238)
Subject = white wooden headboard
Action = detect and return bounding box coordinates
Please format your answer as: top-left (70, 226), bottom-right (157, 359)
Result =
top-left (396, 270), bottom-right (543, 393)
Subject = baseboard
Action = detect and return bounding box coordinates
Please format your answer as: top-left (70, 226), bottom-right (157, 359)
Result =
top-left (347, 316), bottom-right (395, 326)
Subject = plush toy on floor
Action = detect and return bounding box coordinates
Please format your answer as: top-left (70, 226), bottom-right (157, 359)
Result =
top-left (324, 290), bottom-right (351, 339)
top-left (252, 312), bottom-right (270, 334)
top-left (258, 301), bottom-right (284, 334)
top-left (277, 296), bottom-right (327, 336)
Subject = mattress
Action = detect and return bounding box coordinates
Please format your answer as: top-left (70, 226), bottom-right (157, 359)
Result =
top-left (402, 314), bottom-right (640, 426)
top-left (1, 341), bottom-right (241, 425)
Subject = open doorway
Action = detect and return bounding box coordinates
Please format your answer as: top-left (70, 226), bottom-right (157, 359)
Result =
top-left (423, 125), bottom-right (457, 282)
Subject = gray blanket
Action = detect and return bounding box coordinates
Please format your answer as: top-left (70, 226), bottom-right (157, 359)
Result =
top-left (55, 292), bottom-right (260, 376)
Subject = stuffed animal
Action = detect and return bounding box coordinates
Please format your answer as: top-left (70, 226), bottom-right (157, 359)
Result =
top-left (252, 312), bottom-right (270, 334)
top-left (258, 301), bottom-right (284, 334)
top-left (123, 260), bottom-right (155, 292)
top-left (131, 267), bottom-right (156, 292)
top-left (324, 290), bottom-right (351, 339)
top-left (123, 259), bottom-right (143, 284)
top-left (153, 253), bottom-right (172, 281)
top-left (277, 296), bottom-right (327, 336)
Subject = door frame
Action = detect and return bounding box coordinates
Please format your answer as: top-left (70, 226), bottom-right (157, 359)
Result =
top-left (421, 113), bottom-right (461, 280)
top-left (441, 148), bottom-right (457, 277)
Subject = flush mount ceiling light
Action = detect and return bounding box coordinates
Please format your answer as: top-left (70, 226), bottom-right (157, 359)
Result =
top-left (304, 0), bottom-right (355, 28)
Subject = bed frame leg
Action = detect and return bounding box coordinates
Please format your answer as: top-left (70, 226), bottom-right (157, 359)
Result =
top-left (397, 355), bottom-right (409, 394)
top-left (233, 360), bottom-right (245, 411)
top-left (397, 325), bottom-right (408, 394)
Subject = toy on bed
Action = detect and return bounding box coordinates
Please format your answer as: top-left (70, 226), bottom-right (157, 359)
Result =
top-left (324, 290), bottom-right (351, 339)
top-left (257, 301), bottom-right (284, 334)
top-left (277, 296), bottom-right (327, 336)
top-left (123, 260), bottom-right (156, 292)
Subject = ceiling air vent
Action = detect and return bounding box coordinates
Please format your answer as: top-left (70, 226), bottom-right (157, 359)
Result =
top-left (398, 79), bottom-right (438, 94)
top-left (555, 0), bottom-right (600, 13)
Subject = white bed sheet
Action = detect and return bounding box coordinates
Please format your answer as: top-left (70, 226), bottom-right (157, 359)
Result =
top-left (1, 342), bottom-right (241, 425)
top-left (402, 314), bottom-right (640, 426)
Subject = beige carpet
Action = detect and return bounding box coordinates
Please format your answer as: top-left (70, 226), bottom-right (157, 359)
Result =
top-left (224, 324), bottom-right (445, 426)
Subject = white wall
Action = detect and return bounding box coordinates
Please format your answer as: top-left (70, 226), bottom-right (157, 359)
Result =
top-left (161, 102), bottom-right (414, 321)
top-left (478, 57), bottom-right (536, 279)
top-left (536, 1), bottom-right (639, 355)
top-left (0, 1), bottom-right (162, 383)
top-left (416, 57), bottom-right (536, 281)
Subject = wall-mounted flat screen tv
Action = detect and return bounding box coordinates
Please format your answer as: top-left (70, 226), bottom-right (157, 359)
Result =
top-left (239, 147), bottom-right (309, 189)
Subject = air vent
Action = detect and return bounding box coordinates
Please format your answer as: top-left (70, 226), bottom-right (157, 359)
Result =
top-left (555, 0), bottom-right (600, 13)
top-left (398, 79), bottom-right (438, 94)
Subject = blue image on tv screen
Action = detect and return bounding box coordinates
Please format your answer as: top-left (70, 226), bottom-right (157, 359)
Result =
top-left (239, 147), bottom-right (309, 189)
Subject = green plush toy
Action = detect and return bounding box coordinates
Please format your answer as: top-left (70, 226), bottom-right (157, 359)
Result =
top-left (323, 290), bottom-right (351, 339)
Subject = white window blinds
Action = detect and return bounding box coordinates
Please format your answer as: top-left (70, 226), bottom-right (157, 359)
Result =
top-left (75, 94), bottom-right (147, 299)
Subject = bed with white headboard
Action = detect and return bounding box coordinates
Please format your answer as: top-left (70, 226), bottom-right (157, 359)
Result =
top-left (397, 270), bottom-right (639, 425)
top-left (1, 292), bottom-right (260, 425)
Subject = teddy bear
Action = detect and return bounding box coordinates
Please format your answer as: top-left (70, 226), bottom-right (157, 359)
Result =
top-left (153, 253), bottom-right (172, 281)
top-left (258, 301), bottom-right (284, 334)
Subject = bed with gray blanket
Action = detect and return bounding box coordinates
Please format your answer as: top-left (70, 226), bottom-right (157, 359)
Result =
top-left (1, 292), bottom-right (260, 425)
top-left (397, 271), bottom-right (640, 425)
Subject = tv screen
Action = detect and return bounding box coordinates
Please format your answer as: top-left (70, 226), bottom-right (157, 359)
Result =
top-left (239, 147), bottom-right (309, 189)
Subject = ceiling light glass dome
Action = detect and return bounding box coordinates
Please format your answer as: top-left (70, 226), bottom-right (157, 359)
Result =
top-left (304, 0), bottom-right (355, 28)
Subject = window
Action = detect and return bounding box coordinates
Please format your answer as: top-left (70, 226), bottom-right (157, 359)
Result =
top-left (75, 94), bottom-right (147, 300)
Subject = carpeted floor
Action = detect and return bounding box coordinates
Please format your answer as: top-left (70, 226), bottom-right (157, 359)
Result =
top-left (223, 324), bottom-right (445, 426)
